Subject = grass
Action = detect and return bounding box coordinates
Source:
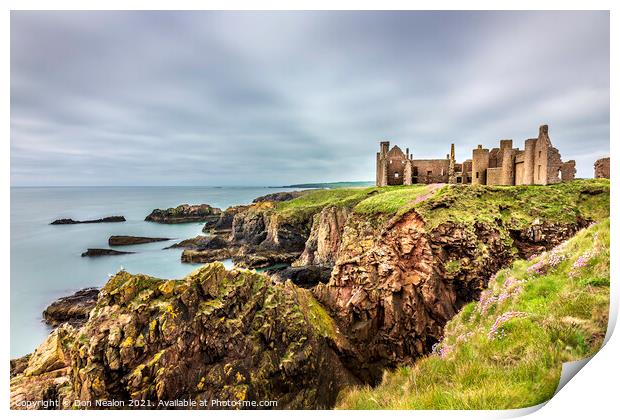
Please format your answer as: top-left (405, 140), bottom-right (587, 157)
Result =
top-left (270, 179), bottom-right (609, 227)
top-left (414, 179), bottom-right (609, 230)
top-left (353, 184), bottom-right (431, 215)
top-left (273, 184), bottom-right (434, 221)
top-left (274, 187), bottom-right (379, 220)
top-left (337, 219), bottom-right (610, 409)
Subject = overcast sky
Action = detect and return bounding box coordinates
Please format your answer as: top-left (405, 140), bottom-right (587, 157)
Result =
top-left (11, 11), bottom-right (609, 186)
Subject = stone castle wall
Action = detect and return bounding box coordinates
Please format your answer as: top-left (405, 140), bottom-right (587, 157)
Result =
top-left (375, 124), bottom-right (574, 187)
top-left (471, 146), bottom-right (489, 185)
top-left (411, 159), bottom-right (450, 184)
top-left (594, 157), bottom-right (610, 179)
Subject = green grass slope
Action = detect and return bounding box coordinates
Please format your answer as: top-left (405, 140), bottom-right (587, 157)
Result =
top-left (270, 179), bottom-right (609, 226)
top-left (337, 218), bottom-right (610, 409)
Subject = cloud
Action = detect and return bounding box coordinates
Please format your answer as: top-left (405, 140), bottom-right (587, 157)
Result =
top-left (10, 11), bottom-right (610, 186)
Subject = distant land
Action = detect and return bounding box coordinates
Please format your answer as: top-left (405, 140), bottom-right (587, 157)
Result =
top-left (278, 181), bottom-right (374, 189)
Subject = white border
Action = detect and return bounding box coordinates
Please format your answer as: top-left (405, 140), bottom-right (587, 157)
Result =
top-left (3, 1), bottom-right (617, 419)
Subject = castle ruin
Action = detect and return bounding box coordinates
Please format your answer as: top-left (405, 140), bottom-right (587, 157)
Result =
top-left (376, 124), bottom-right (576, 187)
top-left (594, 157), bottom-right (610, 179)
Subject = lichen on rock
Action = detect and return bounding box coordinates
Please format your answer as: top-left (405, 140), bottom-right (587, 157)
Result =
top-left (26, 263), bottom-right (359, 409)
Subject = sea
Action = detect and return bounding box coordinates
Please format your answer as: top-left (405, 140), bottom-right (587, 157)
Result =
top-left (10, 186), bottom-right (300, 358)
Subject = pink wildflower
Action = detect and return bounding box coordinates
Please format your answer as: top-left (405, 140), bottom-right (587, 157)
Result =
top-left (488, 311), bottom-right (528, 339)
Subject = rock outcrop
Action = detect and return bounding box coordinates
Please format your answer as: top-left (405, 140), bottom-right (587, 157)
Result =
top-left (109, 236), bottom-right (170, 246)
top-left (51, 216), bottom-right (125, 225)
top-left (167, 235), bottom-right (228, 250)
top-left (14, 181), bottom-right (608, 410)
top-left (12, 265), bottom-right (359, 409)
top-left (181, 203), bottom-right (312, 269)
top-left (314, 211), bottom-right (456, 382)
top-left (145, 204), bottom-right (222, 224)
top-left (81, 249), bottom-right (134, 257)
top-left (43, 288), bottom-right (99, 327)
top-left (203, 205), bottom-right (247, 234)
top-left (295, 206), bottom-right (351, 267)
top-left (10, 324), bottom-right (76, 409)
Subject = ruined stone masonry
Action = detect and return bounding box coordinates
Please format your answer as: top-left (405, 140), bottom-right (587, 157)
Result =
top-left (594, 157), bottom-right (610, 179)
top-left (376, 124), bottom-right (576, 186)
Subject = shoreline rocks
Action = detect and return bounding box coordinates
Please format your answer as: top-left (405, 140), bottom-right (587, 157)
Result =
top-left (81, 248), bottom-right (134, 257)
top-left (50, 216), bottom-right (125, 225)
top-left (42, 287), bottom-right (99, 327)
top-left (108, 236), bottom-right (170, 246)
top-left (145, 204), bottom-right (222, 224)
top-left (203, 205), bottom-right (247, 234)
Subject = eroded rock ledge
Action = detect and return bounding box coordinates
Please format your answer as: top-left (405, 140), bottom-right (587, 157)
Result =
top-left (109, 236), bottom-right (170, 246)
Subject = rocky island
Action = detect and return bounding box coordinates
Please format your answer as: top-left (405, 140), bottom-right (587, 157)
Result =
top-left (51, 216), bottom-right (125, 225)
top-left (108, 236), bottom-right (170, 246)
top-left (10, 179), bottom-right (610, 410)
top-left (81, 249), bottom-right (134, 257)
top-left (145, 204), bottom-right (222, 225)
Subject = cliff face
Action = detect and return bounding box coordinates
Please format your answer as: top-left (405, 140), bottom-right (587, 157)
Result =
top-left (12, 180), bottom-right (609, 409)
top-left (314, 211), bottom-right (454, 381)
top-left (295, 206), bottom-right (351, 267)
top-left (12, 264), bottom-right (358, 409)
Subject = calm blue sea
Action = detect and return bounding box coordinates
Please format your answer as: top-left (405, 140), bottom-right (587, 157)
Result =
top-left (10, 186), bottom-right (297, 358)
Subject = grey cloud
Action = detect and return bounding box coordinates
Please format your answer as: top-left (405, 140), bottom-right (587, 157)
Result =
top-left (10, 11), bottom-right (609, 186)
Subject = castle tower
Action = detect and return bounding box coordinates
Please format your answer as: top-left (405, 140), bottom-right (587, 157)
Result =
top-left (500, 147), bottom-right (516, 185)
top-left (448, 143), bottom-right (456, 184)
top-left (376, 141), bottom-right (390, 186)
top-left (522, 138), bottom-right (537, 185)
top-left (472, 145), bottom-right (489, 185)
top-left (404, 159), bottom-right (413, 185)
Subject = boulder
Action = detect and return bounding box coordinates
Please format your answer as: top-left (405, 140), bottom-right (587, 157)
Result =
top-left (43, 288), bottom-right (99, 327)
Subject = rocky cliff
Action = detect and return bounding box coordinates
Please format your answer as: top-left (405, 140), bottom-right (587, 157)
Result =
top-left (12, 264), bottom-right (358, 409)
top-left (12, 180), bottom-right (609, 409)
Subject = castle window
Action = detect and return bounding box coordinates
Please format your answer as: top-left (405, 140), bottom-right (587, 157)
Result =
top-left (476, 172), bottom-right (479, 179)
top-left (538, 151), bottom-right (542, 158)
top-left (538, 165), bottom-right (541, 179)
top-left (427, 170), bottom-right (432, 176)
top-left (389, 160), bottom-right (393, 164)
top-left (441, 168), bottom-right (444, 176)
top-left (394, 172), bottom-right (399, 178)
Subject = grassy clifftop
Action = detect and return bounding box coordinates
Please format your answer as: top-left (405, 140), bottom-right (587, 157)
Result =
top-left (270, 179), bottom-right (609, 227)
top-left (337, 218), bottom-right (610, 409)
